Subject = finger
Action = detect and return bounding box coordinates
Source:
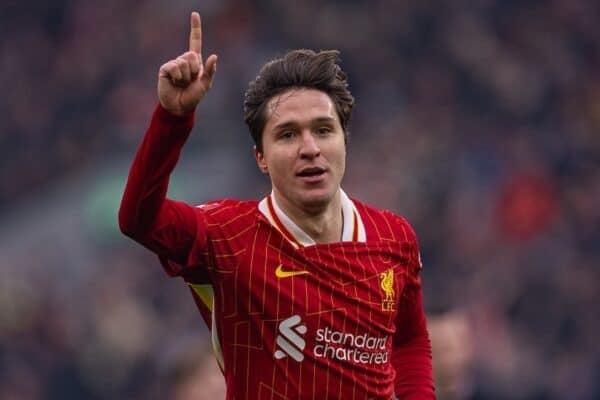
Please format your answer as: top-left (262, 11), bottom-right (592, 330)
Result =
top-left (159, 61), bottom-right (182, 83)
top-left (176, 58), bottom-right (191, 83)
top-left (189, 12), bottom-right (202, 56)
top-left (202, 54), bottom-right (218, 86)
top-left (183, 51), bottom-right (200, 77)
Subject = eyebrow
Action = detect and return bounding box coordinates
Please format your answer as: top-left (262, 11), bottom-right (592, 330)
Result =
top-left (271, 117), bottom-right (337, 131)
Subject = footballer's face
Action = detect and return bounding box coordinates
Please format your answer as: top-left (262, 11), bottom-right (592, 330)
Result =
top-left (254, 88), bottom-right (346, 214)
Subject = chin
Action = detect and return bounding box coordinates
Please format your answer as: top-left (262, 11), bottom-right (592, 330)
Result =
top-left (296, 189), bottom-right (335, 211)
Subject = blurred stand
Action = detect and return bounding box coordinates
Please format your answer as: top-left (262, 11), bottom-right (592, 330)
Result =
top-left (1, 1), bottom-right (598, 398)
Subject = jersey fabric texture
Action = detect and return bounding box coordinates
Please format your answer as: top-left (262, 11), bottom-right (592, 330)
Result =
top-left (119, 104), bottom-right (435, 399)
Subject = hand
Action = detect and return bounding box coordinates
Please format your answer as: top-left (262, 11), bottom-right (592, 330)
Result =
top-left (157, 12), bottom-right (218, 116)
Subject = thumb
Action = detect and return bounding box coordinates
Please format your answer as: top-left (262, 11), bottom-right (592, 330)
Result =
top-left (202, 54), bottom-right (218, 86)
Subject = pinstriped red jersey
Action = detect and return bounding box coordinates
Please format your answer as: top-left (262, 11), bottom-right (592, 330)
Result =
top-left (119, 104), bottom-right (435, 399)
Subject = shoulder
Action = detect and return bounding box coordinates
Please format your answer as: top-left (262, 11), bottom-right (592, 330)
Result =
top-left (194, 198), bottom-right (259, 220)
top-left (351, 197), bottom-right (418, 243)
top-left (353, 198), bottom-right (423, 272)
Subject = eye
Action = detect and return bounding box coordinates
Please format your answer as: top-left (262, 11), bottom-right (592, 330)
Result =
top-left (279, 130), bottom-right (295, 139)
top-left (316, 126), bottom-right (332, 135)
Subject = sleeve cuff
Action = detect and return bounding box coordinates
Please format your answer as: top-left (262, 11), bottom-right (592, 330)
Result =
top-left (154, 102), bottom-right (196, 124)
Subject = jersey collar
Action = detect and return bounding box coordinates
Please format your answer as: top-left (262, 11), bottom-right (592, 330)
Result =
top-left (258, 189), bottom-right (366, 248)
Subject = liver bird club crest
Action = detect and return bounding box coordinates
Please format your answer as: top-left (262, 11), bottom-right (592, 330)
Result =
top-left (380, 268), bottom-right (395, 312)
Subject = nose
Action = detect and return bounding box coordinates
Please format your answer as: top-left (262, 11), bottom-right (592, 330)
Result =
top-left (299, 131), bottom-right (320, 159)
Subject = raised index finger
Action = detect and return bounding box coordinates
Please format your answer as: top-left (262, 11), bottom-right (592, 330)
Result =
top-left (189, 12), bottom-right (202, 55)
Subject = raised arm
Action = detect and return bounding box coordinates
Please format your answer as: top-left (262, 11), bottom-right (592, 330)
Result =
top-left (118, 12), bottom-right (218, 266)
top-left (158, 12), bottom-right (217, 116)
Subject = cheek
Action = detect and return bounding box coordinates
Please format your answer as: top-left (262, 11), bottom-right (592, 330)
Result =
top-left (338, 155), bottom-right (346, 178)
top-left (331, 143), bottom-right (346, 173)
top-left (264, 149), bottom-right (293, 176)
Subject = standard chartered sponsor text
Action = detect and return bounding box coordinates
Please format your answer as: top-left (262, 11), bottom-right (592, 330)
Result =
top-left (313, 326), bottom-right (390, 364)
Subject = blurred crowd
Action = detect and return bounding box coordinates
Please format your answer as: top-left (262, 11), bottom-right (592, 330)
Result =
top-left (1, 0), bottom-right (598, 399)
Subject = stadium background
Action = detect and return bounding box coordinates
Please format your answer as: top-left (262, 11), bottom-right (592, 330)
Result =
top-left (1, 1), bottom-right (598, 398)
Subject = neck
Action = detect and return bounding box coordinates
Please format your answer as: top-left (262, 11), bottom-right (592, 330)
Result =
top-left (273, 190), bottom-right (343, 244)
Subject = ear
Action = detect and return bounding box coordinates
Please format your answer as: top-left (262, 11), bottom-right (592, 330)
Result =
top-left (253, 146), bottom-right (268, 174)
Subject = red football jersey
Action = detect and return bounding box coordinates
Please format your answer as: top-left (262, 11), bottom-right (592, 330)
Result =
top-left (119, 104), bottom-right (434, 400)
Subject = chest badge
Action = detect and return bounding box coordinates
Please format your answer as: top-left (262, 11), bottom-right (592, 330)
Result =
top-left (380, 268), bottom-right (395, 312)
top-left (275, 264), bottom-right (310, 279)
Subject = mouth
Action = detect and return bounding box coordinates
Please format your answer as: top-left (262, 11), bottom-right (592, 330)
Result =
top-left (296, 166), bottom-right (327, 182)
top-left (296, 166), bottom-right (326, 177)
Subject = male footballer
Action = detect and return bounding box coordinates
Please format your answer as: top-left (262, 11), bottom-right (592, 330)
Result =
top-left (119, 11), bottom-right (435, 399)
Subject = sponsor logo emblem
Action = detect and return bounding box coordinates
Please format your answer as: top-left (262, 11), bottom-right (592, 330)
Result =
top-left (314, 326), bottom-right (390, 365)
top-left (275, 264), bottom-right (310, 279)
top-left (380, 268), bottom-right (395, 312)
top-left (274, 315), bottom-right (307, 362)
top-left (275, 316), bottom-right (392, 365)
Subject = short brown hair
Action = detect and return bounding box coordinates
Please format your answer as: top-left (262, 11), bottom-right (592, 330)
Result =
top-left (243, 49), bottom-right (355, 152)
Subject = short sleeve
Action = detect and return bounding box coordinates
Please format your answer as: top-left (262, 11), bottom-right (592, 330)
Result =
top-left (158, 203), bottom-right (212, 278)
